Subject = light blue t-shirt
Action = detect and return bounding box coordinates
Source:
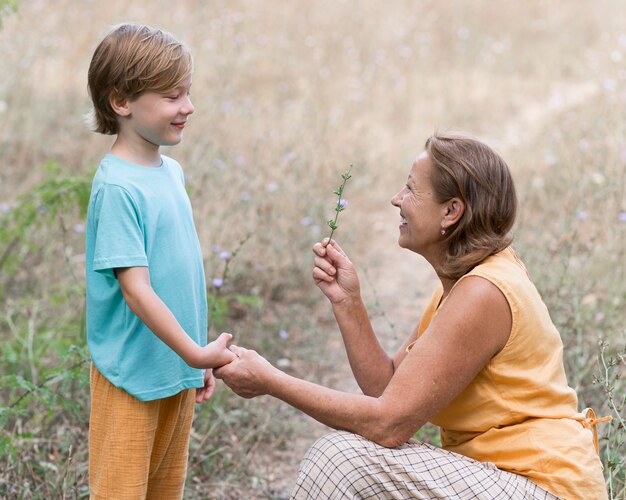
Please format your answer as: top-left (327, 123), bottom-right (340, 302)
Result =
top-left (85, 154), bottom-right (207, 401)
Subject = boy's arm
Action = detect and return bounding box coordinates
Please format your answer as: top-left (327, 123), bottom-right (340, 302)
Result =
top-left (116, 266), bottom-right (235, 369)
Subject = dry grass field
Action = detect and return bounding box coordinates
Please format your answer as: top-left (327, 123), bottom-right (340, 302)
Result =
top-left (0, 0), bottom-right (624, 498)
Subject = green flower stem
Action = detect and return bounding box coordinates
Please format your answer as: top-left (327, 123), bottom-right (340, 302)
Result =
top-left (327, 165), bottom-right (353, 244)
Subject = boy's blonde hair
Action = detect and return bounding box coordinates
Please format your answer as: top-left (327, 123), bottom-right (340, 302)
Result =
top-left (87, 23), bottom-right (192, 135)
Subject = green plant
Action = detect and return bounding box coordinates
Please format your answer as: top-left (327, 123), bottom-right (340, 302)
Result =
top-left (594, 340), bottom-right (626, 499)
top-left (0, 164), bottom-right (91, 497)
top-left (326, 165), bottom-right (353, 244)
top-left (206, 233), bottom-right (263, 333)
top-left (0, 0), bottom-right (17, 28)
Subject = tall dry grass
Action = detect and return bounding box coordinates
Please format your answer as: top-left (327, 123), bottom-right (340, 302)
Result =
top-left (0, 1), bottom-right (624, 498)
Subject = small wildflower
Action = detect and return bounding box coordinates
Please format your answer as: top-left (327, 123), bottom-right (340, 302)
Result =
top-left (267, 182), bottom-right (279, 193)
top-left (214, 159), bottom-right (226, 169)
top-left (278, 329), bottom-right (289, 340)
top-left (211, 244), bottom-right (221, 253)
top-left (240, 191), bottom-right (250, 201)
top-left (254, 263), bottom-right (264, 271)
top-left (0, 202), bottom-right (10, 213)
top-left (618, 212), bottom-right (626, 222)
top-left (300, 216), bottom-right (313, 226)
top-left (576, 211), bottom-right (588, 221)
top-left (212, 278), bottom-right (223, 288)
top-left (327, 165), bottom-right (353, 243)
top-left (38, 206), bottom-right (47, 214)
top-left (219, 251), bottom-right (230, 261)
top-left (74, 224), bottom-right (85, 233)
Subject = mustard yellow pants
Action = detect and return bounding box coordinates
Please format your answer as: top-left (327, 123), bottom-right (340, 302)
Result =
top-left (89, 364), bottom-right (195, 500)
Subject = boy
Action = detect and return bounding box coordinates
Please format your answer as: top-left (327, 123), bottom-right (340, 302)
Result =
top-left (85, 24), bottom-right (236, 498)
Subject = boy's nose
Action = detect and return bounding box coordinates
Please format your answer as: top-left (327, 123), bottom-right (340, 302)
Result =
top-left (183, 96), bottom-right (194, 115)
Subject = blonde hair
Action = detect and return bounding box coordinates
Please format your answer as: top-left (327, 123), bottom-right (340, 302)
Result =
top-left (87, 23), bottom-right (192, 135)
top-left (425, 134), bottom-right (517, 279)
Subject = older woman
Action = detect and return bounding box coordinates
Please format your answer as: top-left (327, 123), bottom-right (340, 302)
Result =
top-left (214, 134), bottom-right (607, 499)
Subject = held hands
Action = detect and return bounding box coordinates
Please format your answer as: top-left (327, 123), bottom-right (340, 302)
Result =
top-left (312, 239), bottom-right (360, 306)
top-left (192, 332), bottom-right (237, 369)
top-left (213, 345), bottom-right (275, 399)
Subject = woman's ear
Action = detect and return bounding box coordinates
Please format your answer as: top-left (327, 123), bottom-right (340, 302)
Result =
top-left (443, 197), bottom-right (465, 228)
top-left (109, 94), bottom-right (130, 117)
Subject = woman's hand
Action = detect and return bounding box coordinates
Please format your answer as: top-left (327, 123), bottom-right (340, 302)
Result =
top-left (213, 345), bottom-right (277, 398)
top-left (312, 239), bottom-right (360, 306)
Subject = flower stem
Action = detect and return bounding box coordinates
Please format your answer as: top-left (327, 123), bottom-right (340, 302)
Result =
top-left (327, 165), bottom-right (353, 245)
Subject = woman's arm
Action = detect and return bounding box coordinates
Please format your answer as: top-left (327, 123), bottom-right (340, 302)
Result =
top-left (312, 241), bottom-right (394, 396)
top-left (216, 275), bottom-right (511, 447)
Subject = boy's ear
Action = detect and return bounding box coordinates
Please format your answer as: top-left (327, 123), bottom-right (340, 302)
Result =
top-left (109, 94), bottom-right (131, 117)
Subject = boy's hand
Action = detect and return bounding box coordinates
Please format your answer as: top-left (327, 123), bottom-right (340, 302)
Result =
top-left (196, 332), bottom-right (237, 368)
top-left (195, 369), bottom-right (216, 403)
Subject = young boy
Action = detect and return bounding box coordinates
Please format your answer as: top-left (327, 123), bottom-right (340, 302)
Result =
top-left (85, 24), bottom-right (236, 498)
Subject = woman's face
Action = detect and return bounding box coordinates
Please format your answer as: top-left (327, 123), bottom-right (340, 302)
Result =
top-left (391, 152), bottom-right (448, 258)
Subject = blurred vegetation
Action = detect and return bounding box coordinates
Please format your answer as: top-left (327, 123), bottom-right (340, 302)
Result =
top-left (0, 1), bottom-right (624, 498)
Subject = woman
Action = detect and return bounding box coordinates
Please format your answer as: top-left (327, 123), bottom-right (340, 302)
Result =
top-left (214, 134), bottom-right (607, 499)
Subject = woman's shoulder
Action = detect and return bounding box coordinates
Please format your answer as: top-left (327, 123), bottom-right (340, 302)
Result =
top-left (466, 247), bottom-right (530, 284)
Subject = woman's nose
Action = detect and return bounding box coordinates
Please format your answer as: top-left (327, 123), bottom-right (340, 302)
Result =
top-left (390, 190), bottom-right (402, 207)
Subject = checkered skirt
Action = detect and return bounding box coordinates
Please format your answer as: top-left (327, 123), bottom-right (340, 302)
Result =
top-left (291, 431), bottom-right (560, 499)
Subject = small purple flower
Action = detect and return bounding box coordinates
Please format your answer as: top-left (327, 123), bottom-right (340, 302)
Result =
top-left (240, 191), bottom-right (250, 201)
top-left (619, 212), bottom-right (626, 223)
top-left (300, 216), bottom-right (313, 226)
top-left (38, 206), bottom-right (47, 214)
top-left (211, 244), bottom-right (221, 253)
top-left (266, 182), bottom-right (279, 193)
top-left (0, 203), bottom-right (10, 213)
top-left (219, 251), bottom-right (230, 260)
top-left (214, 159), bottom-right (226, 169)
top-left (74, 224), bottom-right (85, 233)
top-left (576, 211), bottom-right (588, 221)
top-left (254, 263), bottom-right (264, 271)
top-left (212, 278), bottom-right (223, 288)
top-left (278, 329), bottom-right (289, 340)
top-left (339, 199), bottom-right (348, 207)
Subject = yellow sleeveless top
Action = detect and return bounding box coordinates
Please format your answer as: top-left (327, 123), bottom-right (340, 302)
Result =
top-left (417, 247), bottom-right (607, 500)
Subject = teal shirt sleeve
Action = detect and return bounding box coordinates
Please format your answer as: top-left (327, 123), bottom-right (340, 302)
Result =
top-left (91, 184), bottom-right (148, 276)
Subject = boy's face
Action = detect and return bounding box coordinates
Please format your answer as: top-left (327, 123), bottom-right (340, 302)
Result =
top-left (118, 75), bottom-right (194, 149)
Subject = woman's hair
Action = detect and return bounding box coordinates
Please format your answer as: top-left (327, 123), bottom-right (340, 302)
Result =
top-left (87, 23), bottom-right (193, 135)
top-left (425, 133), bottom-right (517, 279)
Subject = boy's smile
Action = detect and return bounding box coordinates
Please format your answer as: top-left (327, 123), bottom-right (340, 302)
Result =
top-left (111, 75), bottom-right (194, 166)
